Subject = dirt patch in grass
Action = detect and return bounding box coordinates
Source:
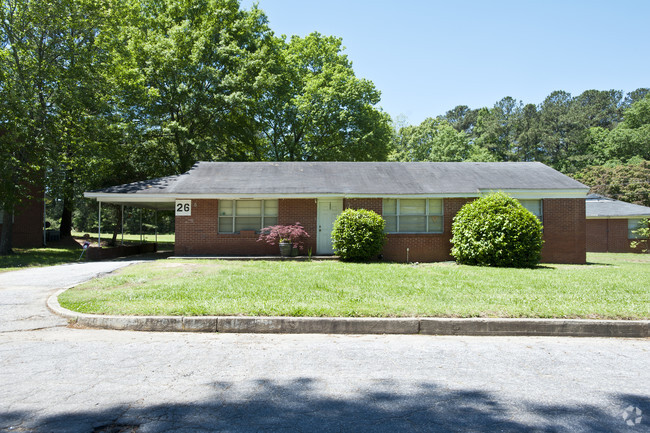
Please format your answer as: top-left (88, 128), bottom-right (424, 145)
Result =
top-left (158, 262), bottom-right (198, 269)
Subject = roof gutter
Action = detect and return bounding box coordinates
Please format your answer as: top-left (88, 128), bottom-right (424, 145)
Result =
top-left (84, 189), bottom-right (589, 203)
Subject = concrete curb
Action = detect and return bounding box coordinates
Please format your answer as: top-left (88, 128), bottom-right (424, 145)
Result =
top-left (48, 290), bottom-right (650, 338)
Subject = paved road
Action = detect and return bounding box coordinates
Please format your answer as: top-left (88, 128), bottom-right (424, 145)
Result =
top-left (0, 262), bottom-right (649, 432)
top-left (0, 261), bottom-right (137, 333)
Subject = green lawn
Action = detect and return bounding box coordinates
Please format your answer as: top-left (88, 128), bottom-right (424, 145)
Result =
top-left (0, 247), bottom-right (82, 272)
top-left (0, 231), bottom-right (175, 272)
top-left (71, 231), bottom-right (175, 248)
top-left (58, 253), bottom-right (650, 319)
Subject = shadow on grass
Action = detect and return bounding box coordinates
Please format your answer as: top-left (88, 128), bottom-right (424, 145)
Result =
top-left (1, 379), bottom-right (647, 432)
top-left (0, 247), bottom-right (81, 271)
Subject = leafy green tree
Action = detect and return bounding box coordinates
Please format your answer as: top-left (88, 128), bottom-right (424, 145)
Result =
top-left (0, 0), bottom-right (124, 246)
top-left (0, 0), bottom-right (86, 251)
top-left (583, 96), bottom-right (650, 164)
top-left (51, 0), bottom-right (120, 237)
top-left (473, 97), bottom-right (523, 161)
top-left (536, 90), bottom-right (578, 170)
top-left (574, 159), bottom-right (650, 207)
top-left (392, 118), bottom-right (468, 161)
top-left (622, 88), bottom-right (650, 108)
top-left (570, 89), bottom-right (623, 130)
top-left (391, 117), bottom-right (493, 162)
top-left (513, 103), bottom-right (542, 162)
top-left (630, 217), bottom-right (650, 253)
top-left (259, 33), bottom-right (392, 161)
top-left (113, 0), bottom-right (274, 173)
top-left (441, 105), bottom-right (479, 134)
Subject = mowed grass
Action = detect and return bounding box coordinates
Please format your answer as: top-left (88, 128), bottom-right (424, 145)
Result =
top-left (58, 253), bottom-right (650, 319)
top-left (71, 231), bottom-right (175, 248)
top-left (0, 247), bottom-right (81, 272)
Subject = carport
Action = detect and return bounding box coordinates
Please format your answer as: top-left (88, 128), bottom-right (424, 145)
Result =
top-left (84, 176), bottom-right (178, 249)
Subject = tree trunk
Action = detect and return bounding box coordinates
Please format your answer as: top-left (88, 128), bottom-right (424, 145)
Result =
top-left (110, 205), bottom-right (122, 247)
top-left (0, 208), bottom-right (14, 255)
top-left (60, 204), bottom-right (73, 238)
top-left (59, 172), bottom-right (74, 238)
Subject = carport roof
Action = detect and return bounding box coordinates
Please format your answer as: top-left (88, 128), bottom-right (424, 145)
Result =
top-left (85, 161), bottom-right (588, 209)
top-left (586, 194), bottom-right (650, 218)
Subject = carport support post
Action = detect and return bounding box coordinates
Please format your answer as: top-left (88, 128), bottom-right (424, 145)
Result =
top-left (121, 205), bottom-right (124, 246)
top-left (98, 201), bottom-right (102, 248)
top-left (43, 188), bottom-right (47, 246)
top-left (140, 208), bottom-right (143, 244)
top-left (155, 211), bottom-right (158, 244)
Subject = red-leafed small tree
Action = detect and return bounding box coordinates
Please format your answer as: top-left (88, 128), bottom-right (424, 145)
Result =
top-left (258, 223), bottom-right (310, 250)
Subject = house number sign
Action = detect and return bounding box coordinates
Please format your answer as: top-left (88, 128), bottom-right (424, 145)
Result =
top-left (175, 200), bottom-right (191, 216)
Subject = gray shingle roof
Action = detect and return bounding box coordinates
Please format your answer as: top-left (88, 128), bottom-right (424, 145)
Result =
top-left (89, 161), bottom-right (588, 197)
top-left (586, 194), bottom-right (650, 218)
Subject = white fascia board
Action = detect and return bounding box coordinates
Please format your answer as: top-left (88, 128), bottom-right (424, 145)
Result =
top-left (476, 189), bottom-right (588, 199)
top-left (587, 215), bottom-right (650, 219)
top-left (84, 192), bottom-right (176, 204)
top-left (85, 188), bottom-right (588, 202)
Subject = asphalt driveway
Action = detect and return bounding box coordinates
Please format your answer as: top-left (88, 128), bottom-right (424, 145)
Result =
top-left (0, 260), bottom-right (648, 432)
top-left (0, 261), bottom-right (138, 333)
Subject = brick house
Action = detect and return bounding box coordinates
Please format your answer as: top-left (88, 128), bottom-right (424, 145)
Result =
top-left (0, 186), bottom-right (44, 248)
top-left (85, 162), bottom-right (589, 263)
top-left (586, 194), bottom-right (650, 253)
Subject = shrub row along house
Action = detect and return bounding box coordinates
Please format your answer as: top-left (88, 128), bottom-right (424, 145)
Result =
top-left (85, 162), bottom-right (590, 263)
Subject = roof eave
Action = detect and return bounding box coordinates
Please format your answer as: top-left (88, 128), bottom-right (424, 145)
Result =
top-left (84, 188), bottom-right (589, 203)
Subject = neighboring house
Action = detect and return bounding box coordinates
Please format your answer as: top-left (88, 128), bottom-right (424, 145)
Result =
top-left (586, 194), bottom-right (650, 253)
top-left (85, 162), bottom-right (589, 263)
top-left (0, 185), bottom-right (44, 248)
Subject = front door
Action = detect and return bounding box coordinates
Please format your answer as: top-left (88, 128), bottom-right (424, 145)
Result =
top-left (317, 198), bottom-right (343, 255)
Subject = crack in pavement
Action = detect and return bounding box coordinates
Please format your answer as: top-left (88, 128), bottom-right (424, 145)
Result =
top-left (0, 325), bottom-right (67, 334)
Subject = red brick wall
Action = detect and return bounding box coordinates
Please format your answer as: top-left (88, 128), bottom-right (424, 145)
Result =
top-left (175, 199), bottom-right (316, 256)
top-left (381, 198), bottom-right (472, 262)
top-left (343, 198), bottom-right (382, 214)
top-left (279, 199), bottom-right (317, 254)
top-left (342, 198), bottom-right (471, 263)
top-left (586, 219), bottom-right (608, 252)
top-left (540, 199), bottom-right (586, 263)
top-left (0, 186), bottom-right (44, 248)
top-left (586, 219), bottom-right (645, 253)
top-left (176, 197), bottom-right (588, 263)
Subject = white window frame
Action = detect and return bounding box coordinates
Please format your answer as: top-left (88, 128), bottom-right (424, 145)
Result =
top-left (628, 218), bottom-right (646, 239)
top-left (218, 199), bottom-right (278, 234)
top-left (519, 199), bottom-right (543, 223)
top-left (382, 198), bottom-right (444, 234)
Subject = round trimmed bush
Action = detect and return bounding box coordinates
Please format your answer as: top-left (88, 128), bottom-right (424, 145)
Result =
top-left (450, 192), bottom-right (543, 268)
top-left (331, 208), bottom-right (386, 261)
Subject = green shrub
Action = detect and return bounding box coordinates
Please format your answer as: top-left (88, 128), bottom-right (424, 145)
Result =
top-left (450, 192), bottom-right (543, 267)
top-left (332, 209), bottom-right (386, 261)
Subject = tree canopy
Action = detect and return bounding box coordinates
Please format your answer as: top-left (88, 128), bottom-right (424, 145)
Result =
top-left (0, 0), bottom-right (648, 255)
top-left (391, 88), bottom-right (648, 173)
top-left (0, 0), bottom-right (392, 252)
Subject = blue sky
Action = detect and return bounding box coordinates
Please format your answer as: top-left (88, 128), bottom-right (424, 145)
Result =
top-left (242, 0), bottom-right (649, 125)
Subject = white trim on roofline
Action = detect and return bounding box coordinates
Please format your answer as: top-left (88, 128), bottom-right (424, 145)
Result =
top-left (85, 189), bottom-right (587, 203)
top-left (587, 215), bottom-right (650, 220)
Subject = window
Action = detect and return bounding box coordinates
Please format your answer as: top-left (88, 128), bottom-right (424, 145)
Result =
top-left (218, 200), bottom-right (278, 233)
top-left (628, 218), bottom-right (646, 239)
top-left (383, 199), bottom-right (443, 233)
top-left (519, 199), bottom-right (543, 223)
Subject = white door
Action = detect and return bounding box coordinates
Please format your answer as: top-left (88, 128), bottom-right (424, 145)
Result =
top-left (317, 198), bottom-right (343, 255)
